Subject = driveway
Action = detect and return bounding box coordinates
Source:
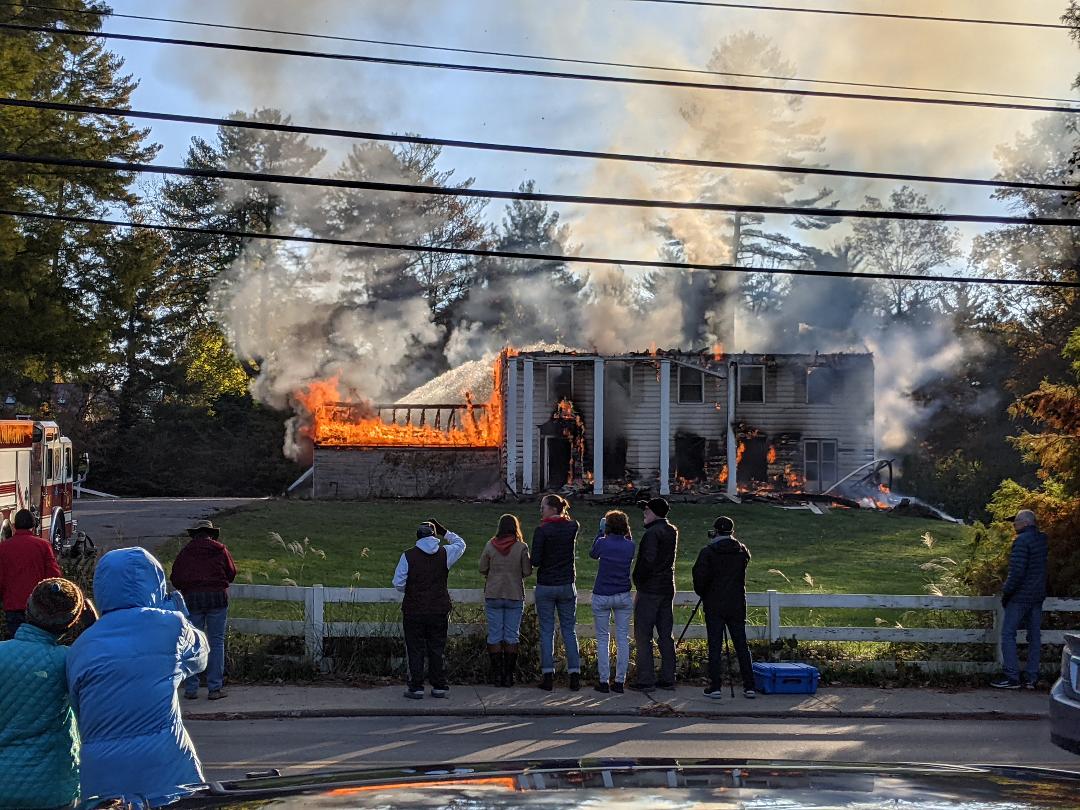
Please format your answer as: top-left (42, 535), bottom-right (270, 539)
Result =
top-left (74, 497), bottom-right (267, 552)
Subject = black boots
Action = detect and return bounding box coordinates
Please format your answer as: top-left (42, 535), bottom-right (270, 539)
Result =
top-left (537, 672), bottom-right (554, 691)
top-left (502, 647), bottom-right (517, 687)
top-left (488, 648), bottom-right (503, 687)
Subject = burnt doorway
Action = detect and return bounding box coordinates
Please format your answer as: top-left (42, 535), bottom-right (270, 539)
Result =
top-left (737, 435), bottom-right (768, 487)
top-left (541, 436), bottom-right (572, 489)
top-left (604, 362), bottom-right (632, 480)
top-left (674, 431), bottom-right (706, 481)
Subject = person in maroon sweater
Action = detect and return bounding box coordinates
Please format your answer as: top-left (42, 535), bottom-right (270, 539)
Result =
top-left (170, 519), bottom-right (237, 700)
top-left (0, 509), bottom-right (62, 637)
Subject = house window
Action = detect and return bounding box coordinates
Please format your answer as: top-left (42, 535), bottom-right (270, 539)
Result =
top-left (804, 439), bottom-right (838, 492)
top-left (806, 366), bottom-right (842, 405)
top-left (677, 366), bottom-right (704, 404)
top-left (739, 365), bottom-right (765, 403)
top-left (546, 364), bottom-right (573, 401)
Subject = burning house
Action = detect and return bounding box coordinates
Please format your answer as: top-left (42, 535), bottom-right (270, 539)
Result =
top-left (303, 348), bottom-right (875, 501)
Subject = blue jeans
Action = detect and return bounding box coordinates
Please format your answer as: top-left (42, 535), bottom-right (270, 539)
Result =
top-left (185, 606), bottom-right (228, 694)
top-left (535, 583), bottom-right (580, 674)
top-left (485, 598), bottom-right (525, 645)
top-left (592, 591), bottom-right (633, 683)
top-left (1002, 600), bottom-right (1042, 682)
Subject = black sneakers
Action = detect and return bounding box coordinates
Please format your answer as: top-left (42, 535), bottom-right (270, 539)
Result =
top-left (655, 680), bottom-right (676, 691)
top-left (537, 672), bottom-right (554, 691)
top-left (704, 686), bottom-right (724, 700)
top-left (594, 682), bottom-right (610, 694)
top-left (990, 676), bottom-right (1021, 689)
top-left (611, 682), bottom-right (625, 694)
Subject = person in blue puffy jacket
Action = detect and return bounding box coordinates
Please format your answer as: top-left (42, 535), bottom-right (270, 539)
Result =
top-left (991, 509), bottom-right (1049, 690)
top-left (67, 548), bottom-right (209, 806)
top-left (0, 577), bottom-right (95, 810)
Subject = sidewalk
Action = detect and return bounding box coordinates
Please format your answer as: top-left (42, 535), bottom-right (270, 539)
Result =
top-left (181, 683), bottom-right (1049, 722)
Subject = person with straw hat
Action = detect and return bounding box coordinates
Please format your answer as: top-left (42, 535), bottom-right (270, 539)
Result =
top-left (170, 519), bottom-right (237, 701)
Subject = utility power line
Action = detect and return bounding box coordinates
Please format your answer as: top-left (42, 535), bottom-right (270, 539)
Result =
top-left (621, 0), bottom-right (1072, 30)
top-left (8, 2), bottom-right (1077, 106)
top-left (6, 22), bottom-right (1080, 115)
top-left (2, 207), bottom-right (1075, 289)
top-left (4, 97), bottom-right (1074, 194)
top-left (6, 151), bottom-right (1080, 226)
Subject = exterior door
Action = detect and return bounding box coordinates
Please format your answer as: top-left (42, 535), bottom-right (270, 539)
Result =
top-left (804, 439), bottom-right (838, 493)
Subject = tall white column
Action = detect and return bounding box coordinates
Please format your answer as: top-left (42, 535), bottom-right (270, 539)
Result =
top-left (505, 358), bottom-right (518, 492)
top-left (727, 360), bottom-right (738, 498)
top-left (522, 359), bottom-right (535, 494)
top-left (593, 358), bottom-right (604, 495)
top-left (659, 359), bottom-right (671, 496)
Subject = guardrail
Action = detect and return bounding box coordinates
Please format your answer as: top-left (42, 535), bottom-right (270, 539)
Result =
top-left (229, 584), bottom-right (1080, 671)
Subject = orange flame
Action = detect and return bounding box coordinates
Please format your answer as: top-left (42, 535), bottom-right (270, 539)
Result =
top-left (783, 464), bottom-right (801, 489)
top-left (736, 441), bottom-right (746, 465)
top-left (712, 343), bottom-right (724, 362)
top-left (766, 445), bottom-right (778, 464)
top-left (717, 464), bottom-right (729, 486)
top-left (296, 353), bottom-right (505, 448)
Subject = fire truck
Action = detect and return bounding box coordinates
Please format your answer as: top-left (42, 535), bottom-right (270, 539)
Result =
top-left (0, 418), bottom-right (87, 554)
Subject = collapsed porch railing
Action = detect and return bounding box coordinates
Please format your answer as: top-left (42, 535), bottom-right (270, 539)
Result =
top-left (228, 584), bottom-right (1080, 673)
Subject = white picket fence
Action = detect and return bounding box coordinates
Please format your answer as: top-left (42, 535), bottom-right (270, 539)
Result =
top-left (228, 584), bottom-right (1080, 671)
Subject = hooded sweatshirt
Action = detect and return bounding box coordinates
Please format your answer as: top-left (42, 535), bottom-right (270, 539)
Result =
top-left (67, 548), bottom-right (208, 807)
top-left (479, 536), bottom-right (532, 600)
top-left (392, 532), bottom-right (467, 614)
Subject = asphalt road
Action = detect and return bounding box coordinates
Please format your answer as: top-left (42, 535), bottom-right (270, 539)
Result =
top-left (74, 497), bottom-right (265, 551)
top-left (189, 715), bottom-right (1079, 781)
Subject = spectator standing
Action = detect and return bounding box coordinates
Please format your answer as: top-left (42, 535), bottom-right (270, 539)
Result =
top-left (479, 514), bottom-right (532, 687)
top-left (67, 547), bottom-right (208, 806)
top-left (531, 493), bottom-right (582, 692)
top-left (992, 509), bottom-right (1049, 689)
top-left (170, 519), bottom-right (237, 701)
top-left (590, 510), bottom-right (635, 694)
top-left (691, 516), bottom-right (756, 699)
top-left (0, 508), bottom-right (62, 637)
top-left (393, 519), bottom-right (466, 700)
top-left (0, 578), bottom-right (95, 810)
top-left (631, 498), bottom-right (678, 692)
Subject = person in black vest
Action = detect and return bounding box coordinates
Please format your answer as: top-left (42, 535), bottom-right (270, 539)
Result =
top-left (630, 497), bottom-right (678, 692)
top-left (692, 515), bottom-right (756, 699)
top-left (393, 518), bottom-right (466, 699)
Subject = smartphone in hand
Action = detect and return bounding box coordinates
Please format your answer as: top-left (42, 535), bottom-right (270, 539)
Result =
top-left (598, 517), bottom-right (607, 535)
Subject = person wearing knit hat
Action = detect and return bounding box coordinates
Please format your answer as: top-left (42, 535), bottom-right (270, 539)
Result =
top-left (0, 577), bottom-right (90, 809)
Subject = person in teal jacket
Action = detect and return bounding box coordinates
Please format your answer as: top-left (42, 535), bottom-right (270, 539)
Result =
top-left (0, 577), bottom-right (95, 810)
top-left (67, 548), bottom-right (209, 807)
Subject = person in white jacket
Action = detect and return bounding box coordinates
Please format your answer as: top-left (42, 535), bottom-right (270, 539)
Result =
top-left (393, 519), bottom-right (466, 699)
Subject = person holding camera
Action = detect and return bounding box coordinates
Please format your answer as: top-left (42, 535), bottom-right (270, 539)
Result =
top-left (692, 516), bottom-right (755, 699)
top-left (590, 510), bottom-right (635, 694)
top-left (393, 518), bottom-right (466, 700)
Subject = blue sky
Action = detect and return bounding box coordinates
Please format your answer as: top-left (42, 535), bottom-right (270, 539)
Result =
top-left (103, 0), bottom-right (1080, 260)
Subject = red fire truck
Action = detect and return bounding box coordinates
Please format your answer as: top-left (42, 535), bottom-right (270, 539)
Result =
top-left (0, 419), bottom-right (84, 553)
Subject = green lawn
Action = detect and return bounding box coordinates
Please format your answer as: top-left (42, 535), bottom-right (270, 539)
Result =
top-left (154, 499), bottom-right (974, 627)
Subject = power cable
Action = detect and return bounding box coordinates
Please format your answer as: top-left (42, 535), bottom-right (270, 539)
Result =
top-left (2, 206), bottom-right (1075, 288)
top-left (4, 97), bottom-right (1074, 194)
top-left (621, 0), bottom-right (1071, 30)
top-left (5, 22), bottom-right (1079, 115)
top-left (5, 151), bottom-right (1079, 226)
top-left (8, 1), bottom-right (1077, 106)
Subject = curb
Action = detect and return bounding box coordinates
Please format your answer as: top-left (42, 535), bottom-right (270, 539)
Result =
top-left (184, 706), bottom-right (1047, 722)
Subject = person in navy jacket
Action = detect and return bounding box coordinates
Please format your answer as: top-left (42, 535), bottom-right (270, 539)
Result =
top-left (590, 510), bottom-right (635, 693)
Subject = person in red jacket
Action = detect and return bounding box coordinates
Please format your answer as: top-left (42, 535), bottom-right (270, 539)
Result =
top-left (170, 519), bottom-right (237, 700)
top-left (0, 509), bottom-right (62, 637)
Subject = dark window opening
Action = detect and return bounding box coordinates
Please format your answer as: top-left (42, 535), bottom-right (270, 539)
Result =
top-left (604, 435), bottom-right (628, 479)
top-left (737, 435), bottom-right (769, 486)
top-left (807, 366), bottom-right (842, 405)
top-left (678, 367), bottom-right (704, 404)
top-left (547, 365), bottom-right (573, 401)
top-left (739, 365), bottom-right (765, 403)
top-left (674, 431), bottom-right (707, 480)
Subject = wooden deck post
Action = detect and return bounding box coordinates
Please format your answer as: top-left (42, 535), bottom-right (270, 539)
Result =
top-left (593, 358), bottom-right (604, 495)
top-left (522, 359), bottom-right (534, 494)
top-left (506, 358), bottom-right (518, 492)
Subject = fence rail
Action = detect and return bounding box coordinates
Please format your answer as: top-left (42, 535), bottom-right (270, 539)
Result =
top-left (228, 584), bottom-right (1080, 670)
